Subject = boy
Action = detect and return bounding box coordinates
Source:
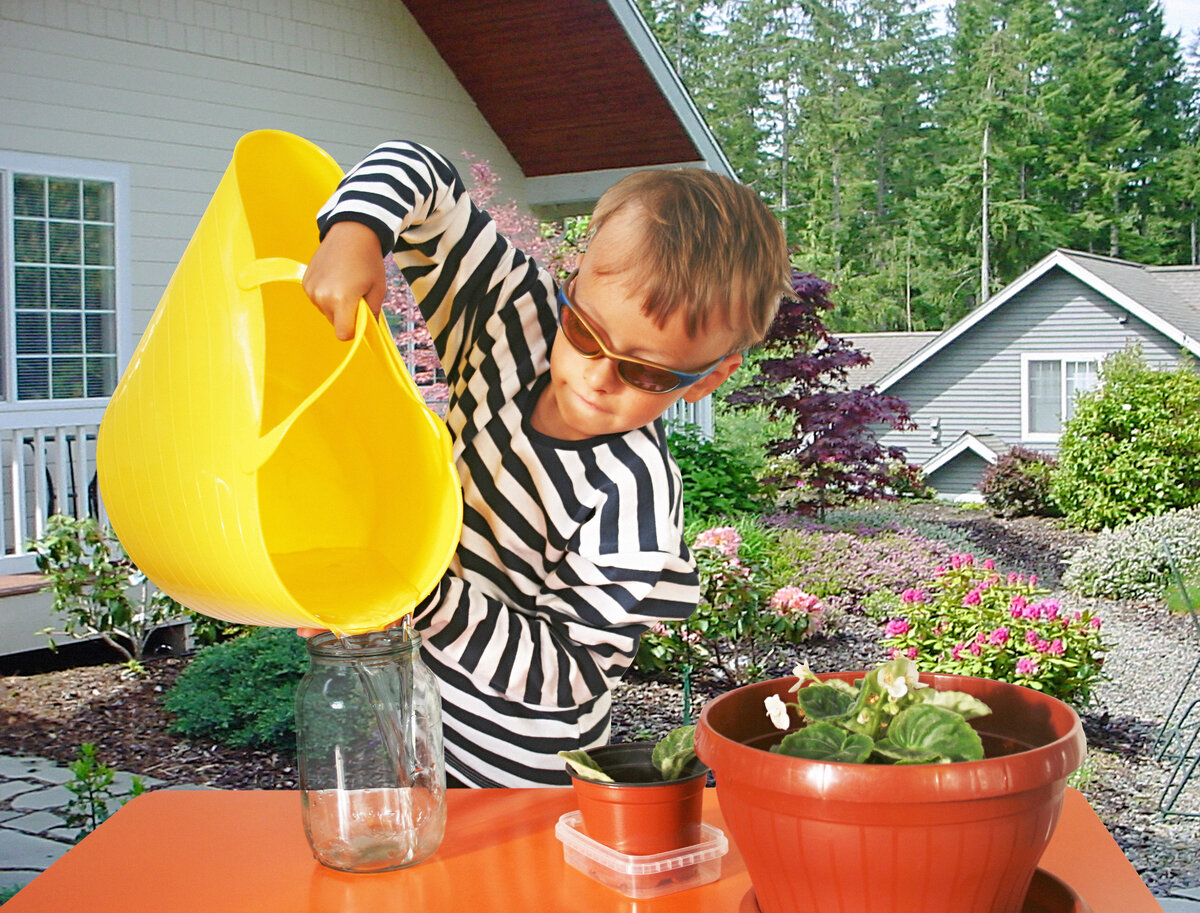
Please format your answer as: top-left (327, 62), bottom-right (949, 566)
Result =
top-left (303, 141), bottom-right (791, 787)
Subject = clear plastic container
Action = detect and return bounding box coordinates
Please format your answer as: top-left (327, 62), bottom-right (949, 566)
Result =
top-left (555, 810), bottom-right (728, 899)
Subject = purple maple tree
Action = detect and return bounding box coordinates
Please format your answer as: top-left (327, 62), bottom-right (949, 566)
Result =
top-left (728, 270), bottom-right (919, 517)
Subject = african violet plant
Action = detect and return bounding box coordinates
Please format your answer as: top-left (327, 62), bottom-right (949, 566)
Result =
top-left (764, 658), bottom-right (991, 764)
top-left (558, 726), bottom-right (698, 783)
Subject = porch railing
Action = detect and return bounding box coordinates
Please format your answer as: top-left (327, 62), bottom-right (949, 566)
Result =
top-left (0, 410), bottom-right (105, 574)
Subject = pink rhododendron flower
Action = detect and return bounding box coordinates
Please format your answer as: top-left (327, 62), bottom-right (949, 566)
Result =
top-left (962, 588), bottom-right (982, 606)
top-left (1041, 599), bottom-right (1060, 620)
top-left (1016, 657), bottom-right (1039, 675)
top-left (988, 626), bottom-right (1010, 645)
top-left (968, 642), bottom-right (982, 656)
top-left (884, 618), bottom-right (910, 637)
top-left (901, 588), bottom-right (927, 604)
top-left (694, 526), bottom-right (742, 557)
top-left (1090, 617), bottom-right (1103, 630)
top-left (951, 643), bottom-right (965, 660)
top-left (983, 558), bottom-right (995, 570)
top-left (1026, 630), bottom-right (1040, 645)
top-left (1048, 638), bottom-right (1065, 656)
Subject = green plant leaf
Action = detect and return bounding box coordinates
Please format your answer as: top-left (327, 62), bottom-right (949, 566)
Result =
top-left (883, 705), bottom-right (984, 762)
top-left (652, 725), bottom-right (697, 780)
top-left (772, 721), bottom-right (874, 763)
top-left (557, 750), bottom-right (615, 782)
top-left (871, 741), bottom-right (944, 764)
top-left (796, 683), bottom-right (856, 720)
top-left (918, 689), bottom-right (993, 721)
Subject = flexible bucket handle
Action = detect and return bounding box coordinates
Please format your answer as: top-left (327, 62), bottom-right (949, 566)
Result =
top-left (235, 256), bottom-right (430, 470)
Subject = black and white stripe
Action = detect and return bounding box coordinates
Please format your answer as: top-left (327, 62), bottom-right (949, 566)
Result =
top-left (318, 142), bottom-right (698, 787)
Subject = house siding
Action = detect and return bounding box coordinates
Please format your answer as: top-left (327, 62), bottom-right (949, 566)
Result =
top-left (926, 450), bottom-right (991, 498)
top-left (882, 268), bottom-right (1185, 472)
top-left (1, 0), bottom-right (525, 352)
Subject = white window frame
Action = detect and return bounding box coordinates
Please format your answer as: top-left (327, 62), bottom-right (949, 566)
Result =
top-left (1020, 352), bottom-right (1104, 443)
top-left (0, 151), bottom-right (132, 421)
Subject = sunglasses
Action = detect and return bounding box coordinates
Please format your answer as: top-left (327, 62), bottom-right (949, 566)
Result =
top-left (555, 271), bottom-right (722, 394)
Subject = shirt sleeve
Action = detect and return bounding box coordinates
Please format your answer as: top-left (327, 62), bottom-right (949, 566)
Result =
top-left (316, 140), bottom-right (554, 394)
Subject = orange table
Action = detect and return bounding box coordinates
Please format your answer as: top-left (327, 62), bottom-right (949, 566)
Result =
top-left (5, 788), bottom-right (1159, 913)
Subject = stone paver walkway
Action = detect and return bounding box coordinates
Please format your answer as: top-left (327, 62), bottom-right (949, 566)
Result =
top-left (0, 752), bottom-right (1195, 909)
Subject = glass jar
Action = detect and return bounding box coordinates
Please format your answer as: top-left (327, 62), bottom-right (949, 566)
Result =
top-left (297, 626), bottom-right (445, 872)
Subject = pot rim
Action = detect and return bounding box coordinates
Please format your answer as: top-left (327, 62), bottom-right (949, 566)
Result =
top-left (565, 742), bottom-right (710, 788)
top-left (695, 672), bottom-right (1086, 803)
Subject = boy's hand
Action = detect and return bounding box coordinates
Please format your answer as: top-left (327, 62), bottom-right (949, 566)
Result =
top-left (302, 221), bottom-right (388, 341)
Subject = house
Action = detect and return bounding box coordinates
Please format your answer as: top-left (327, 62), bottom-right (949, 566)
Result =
top-left (845, 249), bottom-right (1200, 500)
top-left (0, 0), bottom-right (728, 654)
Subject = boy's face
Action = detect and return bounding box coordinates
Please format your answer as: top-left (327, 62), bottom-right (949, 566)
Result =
top-left (531, 207), bottom-right (743, 442)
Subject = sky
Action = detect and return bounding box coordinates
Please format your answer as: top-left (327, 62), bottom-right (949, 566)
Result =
top-left (1160, 0), bottom-right (1200, 40)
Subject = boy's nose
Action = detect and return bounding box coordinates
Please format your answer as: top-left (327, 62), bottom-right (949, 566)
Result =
top-left (581, 354), bottom-right (620, 392)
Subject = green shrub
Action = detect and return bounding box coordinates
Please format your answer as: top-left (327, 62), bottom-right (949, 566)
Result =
top-left (877, 554), bottom-right (1107, 706)
top-left (669, 424), bottom-right (768, 524)
top-left (981, 446), bottom-right (1060, 518)
top-left (1063, 506), bottom-right (1200, 601)
top-left (1051, 349), bottom-right (1200, 530)
top-left (165, 627), bottom-right (308, 750)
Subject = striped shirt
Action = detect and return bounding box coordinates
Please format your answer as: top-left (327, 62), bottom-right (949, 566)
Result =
top-left (317, 142), bottom-right (699, 787)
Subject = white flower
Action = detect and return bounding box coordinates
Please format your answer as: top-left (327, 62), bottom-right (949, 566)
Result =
top-left (878, 656), bottom-right (927, 700)
top-left (787, 660), bottom-right (814, 693)
top-left (764, 693), bottom-right (791, 730)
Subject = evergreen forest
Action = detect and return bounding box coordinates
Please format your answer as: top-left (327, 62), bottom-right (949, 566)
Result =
top-left (636, 0), bottom-right (1200, 332)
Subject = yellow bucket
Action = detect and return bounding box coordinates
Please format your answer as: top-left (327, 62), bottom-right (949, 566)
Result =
top-left (97, 130), bottom-right (462, 635)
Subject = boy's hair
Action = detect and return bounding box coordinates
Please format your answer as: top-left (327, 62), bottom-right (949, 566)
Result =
top-left (590, 168), bottom-right (792, 351)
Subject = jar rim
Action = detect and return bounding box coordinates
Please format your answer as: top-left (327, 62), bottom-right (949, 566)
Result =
top-left (306, 627), bottom-right (421, 658)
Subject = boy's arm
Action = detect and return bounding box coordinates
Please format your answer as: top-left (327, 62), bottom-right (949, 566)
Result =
top-left (417, 547), bottom-right (698, 708)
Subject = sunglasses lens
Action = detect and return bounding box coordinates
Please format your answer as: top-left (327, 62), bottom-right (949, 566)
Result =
top-left (618, 363), bottom-right (680, 393)
top-left (560, 305), bottom-right (602, 357)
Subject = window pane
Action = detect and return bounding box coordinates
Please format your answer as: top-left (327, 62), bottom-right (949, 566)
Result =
top-left (83, 224), bottom-right (114, 266)
top-left (83, 181), bottom-right (114, 222)
top-left (14, 175), bottom-right (46, 217)
top-left (48, 179), bottom-right (80, 219)
top-left (1028, 360), bottom-right (1062, 434)
top-left (16, 313), bottom-right (48, 355)
top-left (84, 313), bottom-right (116, 354)
top-left (17, 358), bottom-right (49, 400)
top-left (48, 221), bottom-right (81, 264)
top-left (84, 269), bottom-right (115, 310)
top-left (51, 313), bottom-right (84, 354)
top-left (51, 358), bottom-right (85, 398)
top-left (14, 219), bottom-right (46, 262)
top-left (15, 267), bottom-right (47, 308)
top-left (1064, 361), bottom-right (1099, 421)
top-left (50, 268), bottom-right (82, 308)
top-left (86, 356), bottom-right (117, 397)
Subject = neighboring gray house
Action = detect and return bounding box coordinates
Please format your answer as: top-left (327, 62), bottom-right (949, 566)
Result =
top-left (846, 249), bottom-right (1200, 500)
top-left (0, 0), bottom-right (729, 653)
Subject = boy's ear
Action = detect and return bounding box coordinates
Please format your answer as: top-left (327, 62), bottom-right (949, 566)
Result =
top-left (681, 353), bottom-right (742, 403)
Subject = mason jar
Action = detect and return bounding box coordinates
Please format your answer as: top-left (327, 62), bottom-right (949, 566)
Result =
top-left (296, 626), bottom-right (445, 872)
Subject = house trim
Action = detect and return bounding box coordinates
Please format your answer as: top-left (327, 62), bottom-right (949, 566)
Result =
top-left (606, 0), bottom-right (735, 179)
top-left (874, 249), bottom-right (1200, 393)
top-left (922, 431), bottom-right (1000, 477)
top-left (1019, 352), bottom-right (1105, 443)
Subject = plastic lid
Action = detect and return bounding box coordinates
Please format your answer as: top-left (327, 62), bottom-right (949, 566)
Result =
top-left (555, 811), bottom-right (728, 874)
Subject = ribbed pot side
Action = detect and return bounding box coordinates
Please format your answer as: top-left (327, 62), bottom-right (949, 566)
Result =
top-left (695, 672), bottom-right (1086, 913)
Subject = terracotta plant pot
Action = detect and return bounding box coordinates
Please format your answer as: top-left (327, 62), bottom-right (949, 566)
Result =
top-left (566, 743), bottom-right (709, 855)
top-left (695, 672), bottom-right (1086, 913)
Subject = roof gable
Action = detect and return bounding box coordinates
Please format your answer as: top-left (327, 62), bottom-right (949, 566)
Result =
top-left (874, 249), bottom-right (1200, 392)
top-left (402, 0), bottom-right (732, 214)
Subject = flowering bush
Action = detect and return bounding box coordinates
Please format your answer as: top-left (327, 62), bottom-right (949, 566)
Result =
top-left (1063, 506), bottom-right (1200, 601)
top-left (773, 527), bottom-right (953, 603)
top-left (874, 554), bottom-right (1107, 706)
top-left (636, 523), bottom-right (826, 685)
